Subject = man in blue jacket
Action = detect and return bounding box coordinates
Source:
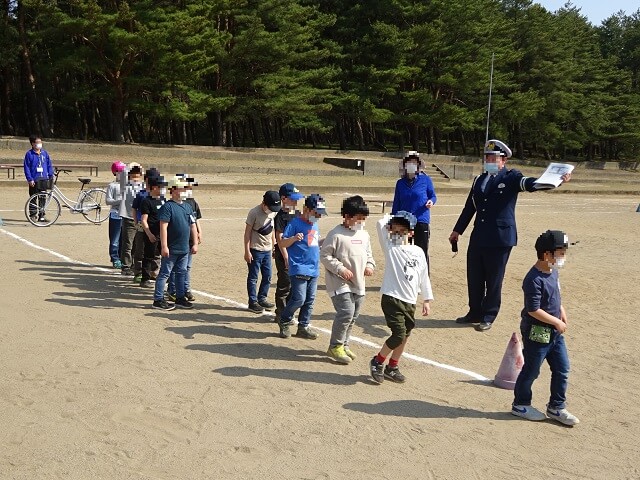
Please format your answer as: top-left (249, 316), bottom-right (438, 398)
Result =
top-left (23, 135), bottom-right (55, 220)
top-left (449, 139), bottom-right (571, 332)
top-left (392, 151), bottom-right (437, 270)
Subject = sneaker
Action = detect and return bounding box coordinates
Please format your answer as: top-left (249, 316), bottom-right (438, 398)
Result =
top-left (475, 322), bottom-right (492, 332)
top-left (165, 291), bottom-right (177, 302)
top-left (344, 346), bottom-right (357, 360)
top-left (295, 325), bottom-right (318, 340)
top-left (112, 260), bottom-right (122, 269)
top-left (140, 280), bottom-right (153, 288)
top-left (384, 365), bottom-right (406, 383)
top-left (258, 299), bottom-right (275, 310)
top-left (279, 322), bottom-right (291, 339)
top-left (248, 302), bottom-right (264, 314)
top-left (327, 345), bottom-right (351, 364)
top-left (121, 268), bottom-right (134, 277)
top-left (152, 300), bottom-right (175, 311)
top-left (455, 315), bottom-right (480, 324)
top-left (369, 357), bottom-right (384, 384)
top-left (185, 291), bottom-right (196, 302)
top-left (546, 406), bottom-right (580, 426)
top-left (175, 298), bottom-right (193, 309)
top-left (133, 274), bottom-right (142, 284)
top-left (511, 405), bottom-right (547, 421)
top-left (38, 216), bottom-right (48, 223)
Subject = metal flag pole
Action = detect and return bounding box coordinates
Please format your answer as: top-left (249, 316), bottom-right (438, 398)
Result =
top-left (485, 53), bottom-right (495, 145)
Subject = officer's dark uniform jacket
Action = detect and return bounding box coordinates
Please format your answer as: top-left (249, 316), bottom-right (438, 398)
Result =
top-left (453, 168), bottom-right (537, 247)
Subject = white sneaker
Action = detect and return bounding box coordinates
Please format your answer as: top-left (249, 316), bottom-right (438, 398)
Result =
top-left (511, 405), bottom-right (547, 421)
top-left (546, 406), bottom-right (580, 426)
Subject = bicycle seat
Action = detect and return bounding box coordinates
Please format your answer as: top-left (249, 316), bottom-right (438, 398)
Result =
top-left (78, 178), bottom-right (92, 185)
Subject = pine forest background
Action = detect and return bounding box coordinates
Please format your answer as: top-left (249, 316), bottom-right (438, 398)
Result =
top-left (1, 0), bottom-right (640, 161)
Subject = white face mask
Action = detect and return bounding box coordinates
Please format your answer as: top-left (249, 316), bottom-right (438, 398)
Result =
top-left (405, 163), bottom-right (418, 175)
top-left (309, 214), bottom-right (319, 224)
top-left (179, 191), bottom-right (189, 200)
top-left (350, 222), bottom-right (365, 231)
top-left (35, 143), bottom-right (43, 150)
top-left (554, 257), bottom-right (566, 268)
top-left (484, 162), bottom-right (500, 175)
top-left (160, 187), bottom-right (167, 196)
top-left (132, 181), bottom-right (144, 193)
top-left (390, 233), bottom-right (406, 246)
top-left (185, 189), bottom-right (194, 198)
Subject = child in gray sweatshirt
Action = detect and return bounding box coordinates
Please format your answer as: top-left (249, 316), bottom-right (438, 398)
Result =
top-left (320, 196), bottom-right (375, 364)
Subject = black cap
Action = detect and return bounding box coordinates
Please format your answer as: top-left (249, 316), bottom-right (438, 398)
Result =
top-left (304, 194), bottom-right (327, 215)
top-left (263, 190), bottom-right (282, 212)
top-left (535, 230), bottom-right (568, 254)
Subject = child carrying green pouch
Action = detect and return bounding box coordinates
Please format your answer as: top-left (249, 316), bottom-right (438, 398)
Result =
top-left (529, 324), bottom-right (551, 343)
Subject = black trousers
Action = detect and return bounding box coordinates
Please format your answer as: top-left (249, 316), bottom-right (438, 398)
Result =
top-left (413, 222), bottom-right (430, 273)
top-left (466, 242), bottom-right (512, 324)
top-left (27, 178), bottom-right (51, 216)
top-left (273, 248), bottom-right (291, 320)
top-left (142, 233), bottom-right (161, 282)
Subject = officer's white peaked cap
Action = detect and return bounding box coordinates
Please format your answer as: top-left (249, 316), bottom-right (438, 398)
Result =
top-left (484, 139), bottom-right (512, 158)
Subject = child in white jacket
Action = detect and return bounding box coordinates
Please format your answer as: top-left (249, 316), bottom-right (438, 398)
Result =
top-left (370, 211), bottom-right (433, 384)
top-left (320, 196), bottom-right (375, 364)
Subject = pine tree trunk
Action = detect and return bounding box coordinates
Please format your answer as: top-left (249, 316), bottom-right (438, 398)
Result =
top-left (336, 116), bottom-right (347, 150)
top-left (18, 1), bottom-right (41, 135)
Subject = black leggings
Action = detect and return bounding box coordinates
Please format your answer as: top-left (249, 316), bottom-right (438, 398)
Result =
top-left (413, 222), bottom-right (430, 273)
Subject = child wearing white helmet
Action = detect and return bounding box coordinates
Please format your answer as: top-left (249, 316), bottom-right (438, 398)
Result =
top-left (369, 211), bottom-right (433, 384)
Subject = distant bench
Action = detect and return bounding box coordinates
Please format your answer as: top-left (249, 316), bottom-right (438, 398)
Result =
top-left (365, 198), bottom-right (394, 213)
top-left (0, 163), bottom-right (98, 179)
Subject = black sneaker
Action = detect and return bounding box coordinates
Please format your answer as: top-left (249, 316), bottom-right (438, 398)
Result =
top-left (279, 322), bottom-right (292, 338)
top-left (258, 299), bottom-right (275, 310)
top-left (248, 302), bottom-right (264, 314)
top-left (175, 298), bottom-right (193, 309)
top-left (475, 322), bottom-right (492, 332)
top-left (140, 280), bottom-right (153, 288)
top-left (295, 325), bottom-right (318, 340)
top-left (370, 357), bottom-right (384, 384)
top-left (152, 300), bottom-right (175, 311)
top-left (121, 268), bottom-right (134, 277)
top-left (455, 315), bottom-right (480, 324)
top-left (384, 365), bottom-right (406, 383)
top-left (185, 291), bottom-right (196, 302)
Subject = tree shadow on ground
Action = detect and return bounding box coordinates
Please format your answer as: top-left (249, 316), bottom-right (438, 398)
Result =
top-left (213, 365), bottom-right (367, 386)
top-left (343, 399), bottom-right (516, 421)
top-left (165, 323), bottom-right (276, 340)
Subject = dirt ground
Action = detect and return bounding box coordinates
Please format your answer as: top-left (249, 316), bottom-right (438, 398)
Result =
top-left (1, 184), bottom-right (639, 480)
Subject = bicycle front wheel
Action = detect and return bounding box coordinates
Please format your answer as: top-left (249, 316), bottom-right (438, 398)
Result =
top-left (80, 188), bottom-right (108, 224)
top-left (25, 192), bottom-right (61, 227)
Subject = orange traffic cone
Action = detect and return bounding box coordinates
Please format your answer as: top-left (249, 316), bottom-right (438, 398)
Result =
top-left (494, 332), bottom-right (524, 390)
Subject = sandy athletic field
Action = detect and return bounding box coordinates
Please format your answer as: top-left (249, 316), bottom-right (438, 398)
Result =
top-left (0, 185), bottom-right (639, 479)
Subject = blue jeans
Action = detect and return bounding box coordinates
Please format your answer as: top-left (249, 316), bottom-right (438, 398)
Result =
top-left (168, 252), bottom-right (193, 294)
top-left (108, 216), bottom-right (122, 262)
top-left (246, 249), bottom-right (272, 303)
top-left (281, 275), bottom-right (318, 327)
top-left (514, 325), bottom-right (570, 409)
top-left (154, 253), bottom-right (189, 301)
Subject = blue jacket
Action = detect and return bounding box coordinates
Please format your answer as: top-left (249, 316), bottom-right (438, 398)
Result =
top-left (453, 168), bottom-right (537, 248)
top-left (24, 149), bottom-right (54, 182)
top-left (391, 173), bottom-right (437, 224)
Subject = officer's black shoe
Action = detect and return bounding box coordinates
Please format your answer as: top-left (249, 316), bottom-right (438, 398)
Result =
top-left (475, 322), bottom-right (493, 332)
top-left (455, 315), bottom-right (480, 324)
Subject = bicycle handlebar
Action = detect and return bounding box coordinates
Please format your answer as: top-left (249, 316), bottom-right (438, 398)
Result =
top-left (54, 168), bottom-right (72, 174)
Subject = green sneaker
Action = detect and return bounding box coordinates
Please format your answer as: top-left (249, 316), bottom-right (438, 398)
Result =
top-left (343, 346), bottom-right (357, 360)
top-left (295, 325), bottom-right (318, 340)
top-left (327, 345), bottom-right (351, 364)
top-left (133, 274), bottom-right (142, 284)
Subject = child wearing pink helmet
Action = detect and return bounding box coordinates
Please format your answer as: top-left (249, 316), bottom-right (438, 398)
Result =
top-left (106, 161), bottom-right (126, 268)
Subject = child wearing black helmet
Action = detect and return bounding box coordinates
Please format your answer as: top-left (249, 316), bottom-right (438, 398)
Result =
top-left (511, 230), bottom-right (580, 426)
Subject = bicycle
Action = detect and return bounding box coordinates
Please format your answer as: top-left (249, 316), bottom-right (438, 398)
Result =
top-left (24, 168), bottom-right (108, 227)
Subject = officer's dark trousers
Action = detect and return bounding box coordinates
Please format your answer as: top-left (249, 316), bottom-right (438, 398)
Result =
top-left (466, 242), bottom-right (512, 324)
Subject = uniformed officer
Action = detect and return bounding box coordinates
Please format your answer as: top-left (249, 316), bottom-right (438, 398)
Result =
top-left (449, 139), bottom-right (571, 332)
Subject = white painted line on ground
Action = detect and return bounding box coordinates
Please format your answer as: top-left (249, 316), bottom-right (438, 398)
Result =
top-left (0, 227), bottom-right (490, 381)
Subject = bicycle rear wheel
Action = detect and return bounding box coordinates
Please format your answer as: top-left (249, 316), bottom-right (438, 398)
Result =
top-left (80, 188), bottom-right (108, 224)
top-left (24, 192), bottom-right (61, 227)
